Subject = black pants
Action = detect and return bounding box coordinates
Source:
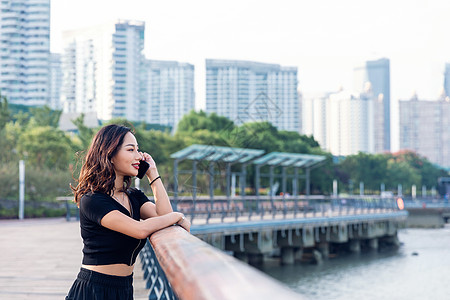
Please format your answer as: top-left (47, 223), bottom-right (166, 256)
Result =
top-left (66, 268), bottom-right (133, 300)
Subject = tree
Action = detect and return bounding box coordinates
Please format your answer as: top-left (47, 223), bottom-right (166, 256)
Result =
top-left (17, 126), bottom-right (73, 170)
top-left (0, 94), bottom-right (10, 130)
top-left (176, 110), bottom-right (235, 135)
top-left (29, 105), bottom-right (62, 128)
top-left (337, 152), bottom-right (388, 193)
top-left (72, 113), bottom-right (96, 151)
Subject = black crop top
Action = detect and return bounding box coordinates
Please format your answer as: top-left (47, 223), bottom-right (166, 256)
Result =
top-left (79, 188), bottom-right (150, 266)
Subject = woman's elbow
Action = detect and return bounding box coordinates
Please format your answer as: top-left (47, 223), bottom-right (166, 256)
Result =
top-left (134, 225), bottom-right (152, 239)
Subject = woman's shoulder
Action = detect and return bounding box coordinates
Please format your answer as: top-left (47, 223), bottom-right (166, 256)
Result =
top-left (81, 191), bottom-right (110, 201)
top-left (80, 192), bottom-right (111, 208)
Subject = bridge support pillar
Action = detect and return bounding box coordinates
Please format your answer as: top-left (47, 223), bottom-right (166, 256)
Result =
top-left (294, 247), bottom-right (303, 260)
top-left (317, 242), bottom-right (329, 259)
top-left (233, 252), bottom-right (248, 263)
top-left (248, 253), bottom-right (264, 265)
top-left (281, 247), bottom-right (295, 265)
top-left (380, 235), bottom-right (400, 248)
top-left (368, 238), bottom-right (378, 250)
top-left (302, 227), bottom-right (315, 247)
top-left (349, 239), bottom-right (361, 253)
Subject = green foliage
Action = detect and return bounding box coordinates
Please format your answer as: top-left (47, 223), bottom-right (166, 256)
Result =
top-left (29, 106), bottom-right (62, 127)
top-left (17, 126), bottom-right (74, 170)
top-left (335, 150), bottom-right (446, 195)
top-left (71, 113), bottom-right (96, 151)
top-left (176, 110), bottom-right (235, 135)
top-left (0, 162), bottom-right (74, 201)
top-left (0, 93), bottom-right (11, 130)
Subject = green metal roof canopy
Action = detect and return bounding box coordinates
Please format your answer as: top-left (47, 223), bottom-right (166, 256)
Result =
top-left (170, 144), bottom-right (265, 163)
top-left (170, 144), bottom-right (265, 204)
top-left (253, 152), bottom-right (326, 197)
top-left (253, 151), bottom-right (326, 168)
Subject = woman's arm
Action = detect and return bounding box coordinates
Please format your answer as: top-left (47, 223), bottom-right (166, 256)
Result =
top-left (140, 152), bottom-right (173, 216)
top-left (101, 210), bottom-right (185, 239)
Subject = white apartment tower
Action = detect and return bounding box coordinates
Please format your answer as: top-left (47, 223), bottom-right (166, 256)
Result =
top-left (0, 0), bottom-right (51, 106)
top-left (302, 89), bottom-right (382, 156)
top-left (399, 95), bottom-right (450, 168)
top-left (49, 53), bottom-right (62, 110)
top-left (327, 91), bottom-right (375, 156)
top-left (206, 59), bottom-right (300, 132)
top-left (61, 20), bottom-right (145, 121)
top-left (302, 93), bottom-right (329, 150)
top-left (143, 60), bottom-right (195, 129)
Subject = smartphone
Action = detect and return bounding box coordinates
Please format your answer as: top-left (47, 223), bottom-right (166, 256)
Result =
top-left (137, 160), bottom-right (150, 179)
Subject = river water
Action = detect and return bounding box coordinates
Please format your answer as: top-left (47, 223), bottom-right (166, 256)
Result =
top-left (257, 225), bottom-right (450, 300)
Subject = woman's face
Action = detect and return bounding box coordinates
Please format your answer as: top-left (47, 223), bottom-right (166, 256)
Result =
top-left (111, 132), bottom-right (142, 177)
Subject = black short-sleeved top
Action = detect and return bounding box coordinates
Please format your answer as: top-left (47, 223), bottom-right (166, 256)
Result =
top-left (79, 188), bottom-right (150, 266)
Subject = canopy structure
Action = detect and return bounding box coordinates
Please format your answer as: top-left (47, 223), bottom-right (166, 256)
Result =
top-left (170, 145), bottom-right (327, 204)
top-left (170, 144), bottom-right (265, 202)
top-left (253, 152), bottom-right (327, 197)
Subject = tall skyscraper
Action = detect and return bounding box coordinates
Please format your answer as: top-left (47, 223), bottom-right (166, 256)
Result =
top-left (302, 88), bottom-right (382, 156)
top-left (444, 63), bottom-right (450, 97)
top-left (143, 60), bottom-right (195, 130)
top-left (205, 59), bottom-right (300, 132)
top-left (49, 53), bottom-right (62, 110)
top-left (0, 0), bottom-right (51, 106)
top-left (399, 95), bottom-right (450, 168)
top-left (61, 20), bottom-right (145, 121)
top-left (326, 90), bottom-right (375, 156)
top-left (301, 93), bottom-right (329, 149)
top-left (354, 58), bottom-right (391, 151)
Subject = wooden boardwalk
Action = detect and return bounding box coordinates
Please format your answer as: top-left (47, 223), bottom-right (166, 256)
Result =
top-left (0, 218), bottom-right (149, 300)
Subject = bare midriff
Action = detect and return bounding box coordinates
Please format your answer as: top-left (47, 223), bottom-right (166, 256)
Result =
top-left (82, 264), bottom-right (134, 276)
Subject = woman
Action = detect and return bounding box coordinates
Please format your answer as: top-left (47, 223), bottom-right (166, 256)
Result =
top-left (66, 124), bottom-right (190, 300)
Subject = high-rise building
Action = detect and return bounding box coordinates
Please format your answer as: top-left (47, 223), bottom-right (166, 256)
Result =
top-left (205, 59), bottom-right (300, 132)
top-left (354, 58), bottom-right (391, 151)
top-left (301, 93), bottom-right (329, 149)
top-left (326, 90), bottom-right (375, 156)
top-left (143, 60), bottom-right (195, 130)
top-left (399, 95), bottom-right (450, 168)
top-left (444, 63), bottom-right (450, 97)
top-left (0, 0), bottom-right (51, 106)
top-left (61, 20), bottom-right (145, 121)
top-left (302, 89), bottom-right (382, 156)
top-left (49, 53), bottom-right (62, 110)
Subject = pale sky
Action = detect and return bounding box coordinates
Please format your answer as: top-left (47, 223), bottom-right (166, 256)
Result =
top-left (51, 0), bottom-right (450, 151)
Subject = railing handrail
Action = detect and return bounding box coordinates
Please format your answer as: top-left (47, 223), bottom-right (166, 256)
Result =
top-left (149, 225), bottom-right (304, 300)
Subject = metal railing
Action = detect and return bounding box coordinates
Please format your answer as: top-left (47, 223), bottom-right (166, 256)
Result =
top-left (140, 241), bottom-right (178, 300)
top-left (141, 225), bottom-right (304, 300)
top-left (173, 195), bottom-right (402, 224)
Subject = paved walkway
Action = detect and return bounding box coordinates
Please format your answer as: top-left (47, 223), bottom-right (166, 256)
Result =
top-left (0, 217), bottom-right (149, 300)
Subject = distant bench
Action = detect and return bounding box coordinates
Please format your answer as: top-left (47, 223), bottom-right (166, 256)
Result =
top-left (56, 196), bottom-right (79, 221)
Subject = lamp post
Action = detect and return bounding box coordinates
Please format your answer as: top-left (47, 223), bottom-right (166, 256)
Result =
top-left (19, 160), bottom-right (25, 219)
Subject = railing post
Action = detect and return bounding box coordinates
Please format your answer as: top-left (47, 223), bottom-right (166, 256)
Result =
top-left (255, 164), bottom-right (261, 216)
top-left (282, 166), bottom-right (287, 217)
top-left (173, 159), bottom-right (179, 211)
top-left (269, 166), bottom-right (275, 217)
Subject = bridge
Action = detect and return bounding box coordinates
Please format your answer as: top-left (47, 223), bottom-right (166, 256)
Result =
top-left (138, 194), bottom-right (408, 299)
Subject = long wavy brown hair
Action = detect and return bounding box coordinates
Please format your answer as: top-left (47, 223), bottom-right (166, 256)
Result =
top-left (72, 124), bottom-right (134, 205)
